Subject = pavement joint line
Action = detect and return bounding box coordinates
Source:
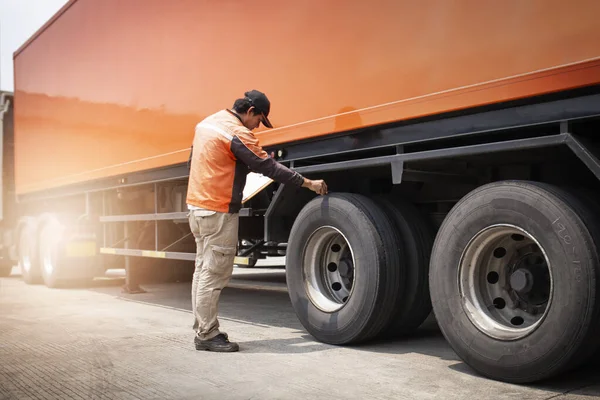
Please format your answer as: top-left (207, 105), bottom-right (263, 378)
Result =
top-left (227, 282), bottom-right (288, 293)
top-left (116, 297), bottom-right (194, 314)
top-left (542, 383), bottom-right (597, 400)
top-left (216, 316), bottom-right (274, 328)
top-left (115, 297), bottom-right (275, 328)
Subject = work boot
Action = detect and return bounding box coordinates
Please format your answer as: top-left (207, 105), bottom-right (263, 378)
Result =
top-left (195, 333), bottom-right (239, 352)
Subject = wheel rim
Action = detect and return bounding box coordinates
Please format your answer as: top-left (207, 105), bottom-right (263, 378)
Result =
top-left (302, 226), bottom-right (355, 313)
top-left (459, 224), bottom-right (553, 340)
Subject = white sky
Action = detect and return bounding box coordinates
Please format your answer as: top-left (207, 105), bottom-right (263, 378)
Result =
top-left (0, 0), bottom-right (69, 92)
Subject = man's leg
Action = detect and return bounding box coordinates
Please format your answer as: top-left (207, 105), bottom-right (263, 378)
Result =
top-left (194, 212), bottom-right (239, 351)
top-left (189, 211), bottom-right (204, 331)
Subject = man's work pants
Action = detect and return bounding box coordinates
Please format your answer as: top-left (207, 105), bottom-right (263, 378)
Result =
top-left (189, 210), bottom-right (239, 340)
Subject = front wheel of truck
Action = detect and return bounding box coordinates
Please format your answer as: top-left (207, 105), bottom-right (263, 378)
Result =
top-left (286, 193), bottom-right (404, 344)
top-left (430, 181), bottom-right (600, 383)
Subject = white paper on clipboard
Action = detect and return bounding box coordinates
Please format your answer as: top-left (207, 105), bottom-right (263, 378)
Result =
top-left (242, 172), bottom-right (274, 203)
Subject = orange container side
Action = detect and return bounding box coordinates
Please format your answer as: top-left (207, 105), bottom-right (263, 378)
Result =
top-left (13, 0), bottom-right (600, 195)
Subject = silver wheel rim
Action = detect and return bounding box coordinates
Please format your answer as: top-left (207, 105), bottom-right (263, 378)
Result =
top-left (459, 224), bottom-right (553, 340)
top-left (302, 226), bottom-right (355, 313)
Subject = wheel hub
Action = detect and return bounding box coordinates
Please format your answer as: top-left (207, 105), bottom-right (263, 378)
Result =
top-left (459, 224), bottom-right (553, 340)
top-left (510, 268), bottom-right (533, 293)
top-left (303, 226), bottom-right (356, 313)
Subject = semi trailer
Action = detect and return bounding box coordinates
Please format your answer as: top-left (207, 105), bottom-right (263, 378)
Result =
top-left (4, 0), bottom-right (600, 384)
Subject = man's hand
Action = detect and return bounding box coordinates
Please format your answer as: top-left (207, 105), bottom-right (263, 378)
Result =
top-left (303, 178), bottom-right (328, 195)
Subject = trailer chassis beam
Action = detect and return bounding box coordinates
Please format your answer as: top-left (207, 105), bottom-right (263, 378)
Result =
top-left (270, 91), bottom-right (600, 165)
top-left (294, 133), bottom-right (568, 176)
top-left (564, 134), bottom-right (600, 181)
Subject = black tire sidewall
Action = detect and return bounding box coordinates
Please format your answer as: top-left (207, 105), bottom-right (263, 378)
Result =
top-left (431, 182), bottom-right (596, 381)
top-left (376, 197), bottom-right (433, 334)
top-left (286, 195), bottom-right (384, 344)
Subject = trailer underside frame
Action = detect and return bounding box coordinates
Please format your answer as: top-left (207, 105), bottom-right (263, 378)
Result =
top-left (95, 130), bottom-right (600, 257)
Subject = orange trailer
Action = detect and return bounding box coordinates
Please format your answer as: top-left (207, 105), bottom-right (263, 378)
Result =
top-left (5, 0), bottom-right (600, 384)
top-left (13, 0), bottom-right (600, 194)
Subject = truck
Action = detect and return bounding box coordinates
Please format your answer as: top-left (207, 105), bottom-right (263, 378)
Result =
top-left (3, 0), bottom-right (600, 384)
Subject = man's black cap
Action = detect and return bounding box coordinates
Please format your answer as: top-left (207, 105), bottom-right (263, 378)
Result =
top-left (245, 90), bottom-right (273, 128)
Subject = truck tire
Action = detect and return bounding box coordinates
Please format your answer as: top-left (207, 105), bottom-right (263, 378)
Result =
top-left (375, 197), bottom-right (434, 337)
top-left (430, 180), bottom-right (600, 383)
top-left (18, 217), bottom-right (41, 284)
top-left (563, 187), bottom-right (600, 366)
top-left (38, 215), bottom-right (97, 288)
top-left (286, 193), bottom-right (404, 344)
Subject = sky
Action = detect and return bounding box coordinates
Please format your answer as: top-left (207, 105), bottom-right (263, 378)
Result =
top-left (0, 0), bottom-right (69, 92)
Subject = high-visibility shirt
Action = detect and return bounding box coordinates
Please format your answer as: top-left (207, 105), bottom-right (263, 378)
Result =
top-left (186, 109), bottom-right (304, 213)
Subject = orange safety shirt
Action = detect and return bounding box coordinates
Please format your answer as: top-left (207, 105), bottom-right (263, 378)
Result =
top-left (186, 109), bottom-right (304, 213)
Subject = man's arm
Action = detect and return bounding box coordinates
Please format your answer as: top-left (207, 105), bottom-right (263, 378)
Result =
top-left (231, 135), bottom-right (327, 195)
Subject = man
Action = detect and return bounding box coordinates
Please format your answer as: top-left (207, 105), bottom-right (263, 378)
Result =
top-left (186, 90), bottom-right (327, 352)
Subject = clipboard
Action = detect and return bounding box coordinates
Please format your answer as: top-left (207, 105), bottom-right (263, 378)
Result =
top-left (242, 172), bottom-right (274, 203)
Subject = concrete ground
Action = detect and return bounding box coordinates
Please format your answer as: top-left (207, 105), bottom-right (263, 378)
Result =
top-left (1, 263), bottom-right (600, 400)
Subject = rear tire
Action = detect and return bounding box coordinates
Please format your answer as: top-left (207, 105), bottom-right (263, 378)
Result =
top-left (286, 193), bottom-right (403, 344)
top-left (430, 181), bottom-right (600, 383)
top-left (564, 186), bottom-right (600, 366)
top-left (375, 196), bottom-right (434, 337)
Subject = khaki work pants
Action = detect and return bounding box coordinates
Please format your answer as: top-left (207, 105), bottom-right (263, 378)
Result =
top-left (189, 210), bottom-right (239, 340)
